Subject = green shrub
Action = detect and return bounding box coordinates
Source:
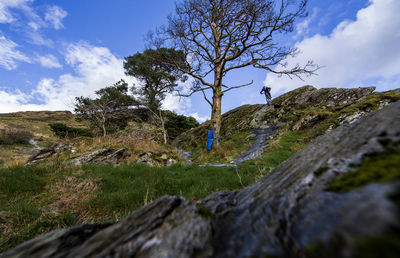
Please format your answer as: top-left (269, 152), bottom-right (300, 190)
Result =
top-left (163, 111), bottom-right (199, 141)
top-left (49, 123), bottom-right (93, 138)
top-left (0, 128), bottom-right (33, 145)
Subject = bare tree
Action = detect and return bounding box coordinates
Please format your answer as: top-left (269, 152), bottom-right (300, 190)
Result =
top-left (153, 0), bottom-right (318, 147)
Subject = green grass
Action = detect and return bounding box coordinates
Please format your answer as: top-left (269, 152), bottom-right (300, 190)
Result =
top-left (0, 166), bottom-right (49, 196)
top-left (0, 162), bottom-right (259, 253)
top-left (80, 163), bottom-right (258, 219)
top-left (240, 126), bottom-right (329, 176)
top-left (0, 163), bottom-right (76, 252)
top-left (188, 130), bottom-right (254, 164)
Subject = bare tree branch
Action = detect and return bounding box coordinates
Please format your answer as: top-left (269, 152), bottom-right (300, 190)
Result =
top-left (222, 80), bottom-right (254, 93)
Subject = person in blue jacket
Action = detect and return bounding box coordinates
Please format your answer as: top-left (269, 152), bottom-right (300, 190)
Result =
top-left (207, 127), bottom-right (216, 151)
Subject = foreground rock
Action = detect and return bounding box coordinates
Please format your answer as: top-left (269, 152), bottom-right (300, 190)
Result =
top-left (4, 101), bottom-right (400, 257)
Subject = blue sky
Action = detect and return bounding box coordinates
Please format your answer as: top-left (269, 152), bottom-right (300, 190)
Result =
top-left (0, 0), bottom-right (399, 122)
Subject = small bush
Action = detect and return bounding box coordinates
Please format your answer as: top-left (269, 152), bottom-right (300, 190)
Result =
top-left (0, 128), bottom-right (33, 145)
top-left (49, 123), bottom-right (93, 138)
top-left (163, 111), bottom-right (199, 141)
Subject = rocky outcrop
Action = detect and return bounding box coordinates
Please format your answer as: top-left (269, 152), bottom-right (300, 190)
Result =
top-left (4, 101), bottom-right (400, 258)
top-left (272, 85), bottom-right (376, 109)
top-left (176, 86), bottom-right (386, 149)
top-left (25, 144), bottom-right (72, 165)
top-left (70, 148), bottom-right (126, 165)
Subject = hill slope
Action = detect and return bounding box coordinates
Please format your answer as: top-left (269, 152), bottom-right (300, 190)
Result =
top-left (175, 86), bottom-right (399, 164)
top-left (3, 94), bottom-right (400, 258)
top-left (1, 86), bottom-right (399, 254)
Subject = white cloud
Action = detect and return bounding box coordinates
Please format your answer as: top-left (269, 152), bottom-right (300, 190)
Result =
top-left (0, 41), bottom-right (197, 116)
top-left (28, 21), bottom-right (40, 31)
top-left (0, 0), bottom-right (30, 23)
top-left (265, 0), bottom-right (400, 97)
top-left (0, 42), bottom-right (137, 113)
top-left (294, 8), bottom-right (319, 39)
top-left (190, 112), bottom-right (208, 123)
top-left (0, 34), bottom-right (31, 70)
top-left (0, 1), bottom-right (66, 46)
top-left (162, 93), bottom-right (192, 114)
top-left (36, 54), bottom-right (61, 68)
top-left (44, 5), bottom-right (67, 30)
top-left (0, 89), bottom-right (31, 113)
top-left (26, 30), bottom-right (53, 46)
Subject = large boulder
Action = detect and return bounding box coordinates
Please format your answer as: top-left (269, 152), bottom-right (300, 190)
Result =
top-left (3, 101), bottom-right (400, 257)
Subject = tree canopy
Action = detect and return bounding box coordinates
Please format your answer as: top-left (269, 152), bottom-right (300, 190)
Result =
top-left (124, 48), bottom-right (188, 113)
top-left (74, 80), bottom-right (135, 136)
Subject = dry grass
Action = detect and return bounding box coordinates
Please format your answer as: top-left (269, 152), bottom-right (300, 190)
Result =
top-left (49, 177), bottom-right (101, 220)
top-left (0, 147), bottom-right (32, 167)
top-left (0, 111), bottom-right (89, 142)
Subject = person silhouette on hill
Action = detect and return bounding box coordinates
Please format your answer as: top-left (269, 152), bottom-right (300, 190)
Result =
top-left (260, 86), bottom-right (272, 104)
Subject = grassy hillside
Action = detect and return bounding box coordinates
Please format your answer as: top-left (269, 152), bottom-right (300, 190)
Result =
top-left (175, 88), bottom-right (400, 164)
top-left (1, 86), bottom-right (399, 253)
top-left (0, 111), bottom-right (89, 167)
top-left (0, 162), bottom-right (260, 252)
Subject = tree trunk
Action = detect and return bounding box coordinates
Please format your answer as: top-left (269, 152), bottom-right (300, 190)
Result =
top-left (102, 114), bottom-right (107, 137)
top-left (211, 67), bottom-right (223, 148)
top-left (159, 109), bottom-right (168, 145)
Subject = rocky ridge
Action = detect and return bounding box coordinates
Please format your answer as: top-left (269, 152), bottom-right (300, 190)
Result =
top-left (3, 99), bottom-right (400, 257)
top-left (174, 86), bottom-right (385, 150)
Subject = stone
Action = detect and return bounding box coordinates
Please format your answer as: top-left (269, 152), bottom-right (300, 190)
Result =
top-left (272, 86), bottom-right (376, 109)
top-left (70, 148), bottom-right (125, 165)
top-left (136, 153), bottom-right (154, 166)
top-left (5, 101), bottom-right (400, 258)
top-left (292, 113), bottom-right (322, 130)
top-left (167, 158), bottom-right (177, 166)
top-left (25, 143), bottom-right (72, 165)
top-left (234, 126), bottom-right (277, 163)
top-left (338, 111), bottom-right (367, 125)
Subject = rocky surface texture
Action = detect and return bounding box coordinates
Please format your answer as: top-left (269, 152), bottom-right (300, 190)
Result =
top-left (70, 148), bottom-right (126, 165)
top-left (199, 125), bottom-right (277, 167)
top-left (3, 99), bottom-right (400, 257)
top-left (272, 85), bottom-right (375, 108)
top-left (234, 125), bottom-right (277, 163)
top-left (25, 144), bottom-right (73, 165)
top-left (135, 152), bottom-right (178, 167)
top-left (175, 86), bottom-right (381, 150)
